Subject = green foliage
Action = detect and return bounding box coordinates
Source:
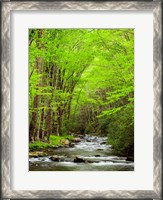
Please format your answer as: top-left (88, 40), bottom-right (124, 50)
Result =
top-left (29, 135), bottom-right (74, 151)
top-left (29, 28), bottom-right (134, 157)
top-left (97, 107), bottom-right (123, 118)
top-left (107, 104), bottom-right (134, 157)
top-left (29, 141), bottom-right (53, 151)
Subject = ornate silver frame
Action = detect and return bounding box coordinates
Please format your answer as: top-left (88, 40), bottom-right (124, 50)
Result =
top-left (1, 1), bottom-right (162, 199)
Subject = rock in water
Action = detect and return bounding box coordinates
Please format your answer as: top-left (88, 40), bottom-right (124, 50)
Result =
top-left (74, 156), bottom-right (85, 163)
top-left (74, 138), bottom-right (81, 142)
top-left (97, 148), bottom-right (103, 151)
top-left (62, 139), bottom-right (70, 145)
top-left (69, 143), bottom-right (75, 147)
top-left (50, 155), bottom-right (60, 162)
top-left (100, 142), bottom-right (106, 145)
top-left (94, 155), bottom-right (101, 157)
top-left (78, 134), bottom-right (85, 139)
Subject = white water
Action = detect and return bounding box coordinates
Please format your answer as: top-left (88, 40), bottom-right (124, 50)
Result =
top-left (29, 135), bottom-right (134, 171)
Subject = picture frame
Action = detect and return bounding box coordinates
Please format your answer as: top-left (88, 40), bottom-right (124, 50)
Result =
top-left (1, 0), bottom-right (162, 199)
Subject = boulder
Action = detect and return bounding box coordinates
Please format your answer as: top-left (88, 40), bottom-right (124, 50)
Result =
top-left (50, 155), bottom-right (60, 162)
top-left (100, 142), bottom-right (106, 145)
top-left (97, 148), bottom-right (103, 151)
top-left (94, 155), bottom-right (101, 157)
top-left (62, 139), bottom-right (70, 145)
top-left (69, 143), bottom-right (75, 147)
top-left (74, 156), bottom-right (85, 163)
top-left (78, 134), bottom-right (85, 139)
top-left (73, 138), bottom-right (81, 143)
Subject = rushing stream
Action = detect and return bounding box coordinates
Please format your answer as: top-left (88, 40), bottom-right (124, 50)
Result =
top-left (29, 135), bottom-right (134, 171)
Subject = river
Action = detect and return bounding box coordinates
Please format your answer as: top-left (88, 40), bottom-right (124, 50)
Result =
top-left (29, 135), bottom-right (134, 171)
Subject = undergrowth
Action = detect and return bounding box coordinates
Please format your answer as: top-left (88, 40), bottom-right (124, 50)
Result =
top-left (29, 134), bottom-right (74, 151)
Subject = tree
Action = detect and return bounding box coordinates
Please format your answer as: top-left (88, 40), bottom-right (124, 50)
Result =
top-left (29, 28), bottom-right (134, 157)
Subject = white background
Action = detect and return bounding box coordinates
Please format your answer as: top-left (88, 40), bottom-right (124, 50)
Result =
top-left (11, 11), bottom-right (153, 190)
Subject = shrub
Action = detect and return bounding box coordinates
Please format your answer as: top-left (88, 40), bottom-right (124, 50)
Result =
top-left (107, 104), bottom-right (134, 157)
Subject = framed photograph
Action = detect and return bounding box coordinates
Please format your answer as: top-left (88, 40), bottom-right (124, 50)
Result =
top-left (1, 0), bottom-right (162, 199)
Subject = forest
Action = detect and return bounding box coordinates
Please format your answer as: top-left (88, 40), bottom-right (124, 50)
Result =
top-left (29, 29), bottom-right (134, 166)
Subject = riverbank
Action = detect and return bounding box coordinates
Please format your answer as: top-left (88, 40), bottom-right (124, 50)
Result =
top-left (29, 134), bottom-right (82, 157)
top-left (29, 135), bottom-right (134, 171)
top-left (29, 134), bottom-right (134, 162)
